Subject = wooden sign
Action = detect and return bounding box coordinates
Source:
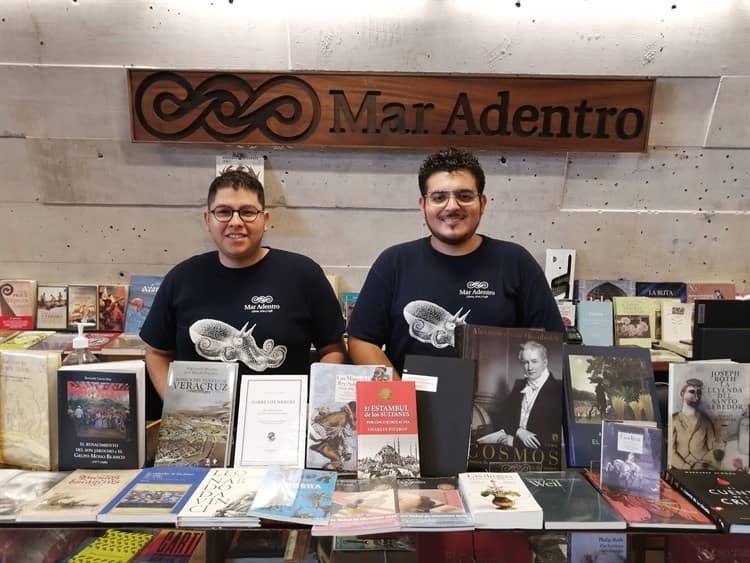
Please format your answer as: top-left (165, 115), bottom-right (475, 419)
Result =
top-left (129, 70), bottom-right (654, 152)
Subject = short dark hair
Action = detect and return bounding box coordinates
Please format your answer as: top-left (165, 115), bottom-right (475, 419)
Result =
top-left (207, 169), bottom-right (265, 208)
top-left (418, 148), bottom-right (486, 196)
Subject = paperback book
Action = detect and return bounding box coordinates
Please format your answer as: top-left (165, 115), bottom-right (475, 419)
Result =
top-left (0, 470), bottom-right (68, 522)
top-left (100, 333), bottom-right (147, 356)
top-left (456, 324), bottom-right (564, 472)
top-left (600, 421), bottom-right (662, 500)
top-left (636, 281), bottom-right (687, 301)
top-left (68, 529), bottom-right (154, 562)
top-left (576, 300), bottom-right (614, 346)
top-left (124, 275), bottom-right (163, 334)
top-left (457, 471), bottom-right (542, 530)
top-left (98, 284), bottom-right (129, 332)
top-left (568, 533), bottom-right (627, 563)
top-left (36, 285), bottom-right (68, 330)
top-left (576, 280), bottom-right (636, 302)
top-left (0, 279), bottom-right (37, 330)
top-left (67, 284), bottom-right (99, 330)
top-left (155, 360), bottom-right (238, 468)
top-left (133, 529), bottom-right (205, 563)
top-left (396, 476), bottom-right (474, 531)
top-left (660, 302), bottom-right (694, 347)
top-left (687, 282), bottom-right (736, 303)
top-left (306, 362), bottom-right (393, 473)
top-left (0, 330), bottom-right (55, 350)
top-left (611, 296), bottom-right (655, 348)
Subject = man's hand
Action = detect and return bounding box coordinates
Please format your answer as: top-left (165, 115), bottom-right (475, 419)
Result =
top-left (477, 429), bottom-right (513, 446)
top-left (515, 428), bottom-right (541, 448)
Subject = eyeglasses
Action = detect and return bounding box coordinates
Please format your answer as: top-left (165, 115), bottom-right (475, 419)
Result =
top-left (425, 190), bottom-right (480, 206)
top-left (209, 206), bottom-right (263, 223)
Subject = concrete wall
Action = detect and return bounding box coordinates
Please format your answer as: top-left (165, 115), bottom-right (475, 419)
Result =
top-left (1, 1), bottom-right (748, 293)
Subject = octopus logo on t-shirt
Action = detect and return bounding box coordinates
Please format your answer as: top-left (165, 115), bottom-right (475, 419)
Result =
top-left (402, 300), bottom-right (469, 349)
top-left (188, 318), bottom-right (287, 371)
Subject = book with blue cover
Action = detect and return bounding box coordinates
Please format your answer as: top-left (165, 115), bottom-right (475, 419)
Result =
top-left (124, 275), bottom-right (163, 334)
top-left (636, 282), bottom-right (687, 302)
top-left (576, 300), bottom-right (614, 346)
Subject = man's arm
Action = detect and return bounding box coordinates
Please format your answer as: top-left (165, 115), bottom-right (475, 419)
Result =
top-left (348, 336), bottom-right (399, 379)
top-left (144, 345), bottom-right (175, 400)
top-left (318, 340), bottom-right (346, 364)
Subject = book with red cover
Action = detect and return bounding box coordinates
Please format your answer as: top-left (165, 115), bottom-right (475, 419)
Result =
top-left (586, 472), bottom-right (715, 530)
top-left (0, 280), bottom-right (37, 330)
top-left (133, 529), bottom-right (205, 562)
top-left (355, 380), bottom-right (420, 479)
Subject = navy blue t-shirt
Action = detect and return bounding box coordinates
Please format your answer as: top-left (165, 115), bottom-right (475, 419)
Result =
top-left (347, 236), bottom-right (564, 372)
top-left (140, 249), bottom-right (344, 376)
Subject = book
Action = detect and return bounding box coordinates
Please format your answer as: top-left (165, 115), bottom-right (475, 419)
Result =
top-left (125, 275), bottom-right (163, 334)
top-left (545, 249), bottom-right (576, 300)
top-left (397, 476), bottom-right (474, 531)
top-left (27, 331), bottom-right (120, 352)
top-left (562, 345), bottom-right (661, 468)
top-left (248, 466), bottom-right (338, 525)
top-left (457, 324), bottom-right (564, 472)
top-left (520, 471), bottom-right (625, 529)
top-left (36, 285), bottom-right (69, 330)
top-left (155, 360), bottom-right (238, 468)
top-left (342, 292), bottom-right (359, 326)
top-left (98, 284), bottom-right (129, 332)
top-left (611, 296), bottom-right (654, 347)
top-left (311, 476), bottom-right (400, 537)
top-left (416, 531), bottom-right (474, 563)
top-left (668, 361), bottom-right (749, 471)
top-left (457, 472), bottom-right (542, 530)
top-left (0, 329), bottom-right (19, 344)
top-left (649, 348), bottom-right (687, 364)
top-left (576, 300), bottom-right (614, 346)
top-left (402, 354), bottom-right (475, 478)
top-left (586, 471), bottom-right (715, 530)
top-left (306, 362), bottom-right (393, 473)
top-left (57, 360), bottom-right (146, 470)
top-left (0, 330), bottom-right (55, 349)
top-left (526, 533), bottom-right (566, 563)
top-left (0, 280), bottom-right (37, 330)
top-left (687, 282), bottom-right (736, 303)
top-left (0, 470), bottom-right (68, 522)
top-left (234, 374), bottom-right (308, 468)
top-left (67, 529), bottom-right (154, 562)
top-left (67, 284), bottom-right (99, 330)
top-left (568, 533), bottom-right (627, 563)
top-left (0, 350), bottom-right (61, 469)
top-left (654, 339), bottom-right (692, 359)
top-left (133, 529), bottom-right (205, 562)
top-left (224, 528), bottom-right (310, 563)
top-left (16, 469), bottom-right (140, 523)
top-left (556, 299), bottom-right (576, 327)
top-left (666, 534), bottom-right (750, 563)
top-left (666, 469), bottom-right (750, 533)
top-left (645, 297), bottom-right (681, 341)
top-left (576, 280), bottom-right (636, 302)
top-left (100, 333), bottom-right (147, 356)
top-left (636, 281), bottom-right (687, 301)
top-left (356, 380), bottom-right (420, 479)
top-left (98, 466), bottom-right (209, 524)
top-left (176, 467), bottom-right (265, 527)
top-left (600, 421), bottom-right (662, 500)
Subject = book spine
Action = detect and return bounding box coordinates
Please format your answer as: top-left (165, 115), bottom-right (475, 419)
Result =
top-left (664, 471), bottom-right (728, 533)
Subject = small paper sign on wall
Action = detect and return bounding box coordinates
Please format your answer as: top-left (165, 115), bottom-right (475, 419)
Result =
top-left (216, 153), bottom-right (265, 186)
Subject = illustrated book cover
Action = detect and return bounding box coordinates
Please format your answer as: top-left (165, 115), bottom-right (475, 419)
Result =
top-left (576, 280), bottom-right (636, 302)
top-left (520, 471), bottom-right (625, 529)
top-left (666, 534), bottom-right (750, 562)
top-left (456, 324), bottom-right (564, 472)
top-left (306, 362), bottom-right (393, 473)
top-left (248, 466), bottom-right (338, 525)
top-left (311, 476), bottom-right (400, 537)
top-left (402, 354), bottom-right (475, 478)
top-left (133, 529), bottom-right (205, 562)
top-left (0, 470), bottom-right (68, 522)
top-left (16, 468), bottom-right (140, 523)
top-left (600, 421), bottom-right (662, 500)
top-left (124, 274), bottom-right (163, 334)
top-left (0, 279), bottom-right (37, 330)
top-left (687, 282), bottom-right (736, 303)
top-left (666, 469), bottom-right (750, 533)
top-left (586, 471), bottom-right (715, 530)
top-left (97, 284), bottom-right (129, 332)
top-left (67, 284), bottom-right (99, 330)
top-left (57, 360), bottom-right (146, 470)
top-left (36, 285), bottom-right (68, 330)
top-left (0, 330), bottom-right (55, 350)
top-left (0, 350), bottom-right (61, 470)
top-left (98, 466), bottom-right (209, 524)
top-left (576, 300), bottom-right (614, 346)
top-left (611, 296), bottom-right (655, 348)
top-left (176, 466), bottom-right (265, 527)
top-left (397, 476), bottom-right (474, 531)
top-left (668, 361), bottom-right (749, 472)
top-left (568, 533), bottom-right (627, 563)
top-left (562, 345), bottom-right (661, 468)
top-left (234, 373), bottom-right (308, 468)
top-left (356, 380), bottom-right (420, 479)
top-left (155, 360), bottom-right (238, 468)
top-left (457, 471), bottom-right (542, 530)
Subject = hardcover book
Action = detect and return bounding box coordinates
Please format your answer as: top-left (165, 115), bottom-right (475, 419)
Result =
top-left (0, 350), bottom-right (61, 469)
top-left (456, 324), bottom-right (564, 472)
top-left (636, 281), bottom-right (687, 301)
top-left (67, 284), bottom-right (99, 330)
top-left (176, 467), bottom-right (265, 527)
top-left (568, 533), bottom-right (627, 563)
top-left (687, 282), bottom-right (736, 303)
top-left (563, 345), bottom-right (661, 468)
top-left (98, 466), bottom-right (209, 524)
top-left (249, 466), bottom-right (338, 525)
top-left (668, 361), bottom-right (749, 472)
top-left (133, 529), bottom-right (205, 563)
top-left (234, 374), bottom-right (308, 469)
top-left (155, 360), bottom-right (239, 468)
top-left (545, 249), bottom-right (576, 300)
top-left (125, 275), bottom-right (163, 334)
top-left (586, 471), bottom-right (715, 530)
top-left (660, 301), bottom-right (694, 346)
top-left (397, 476), bottom-right (474, 531)
top-left (57, 360), bottom-right (146, 470)
top-left (520, 471), bottom-right (625, 529)
top-left (0, 279), bottom-right (37, 330)
top-left (306, 363), bottom-right (393, 473)
top-left (402, 354), bottom-right (475, 478)
top-left (0, 470), bottom-right (68, 522)
top-left (36, 285), bottom-right (68, 330)
top-left (576, 280), bottom-right (636, 302)
top-left (311, 476), bottom-right (400, 537)
top-left (457, 471), bottom-right (542, 530)
top-left (356, 380), bottom-right (420, 479)
top-left (600, 421), bottom-right (662, 500)
top-left (666, 469), bottom-right (750, 533)
top-left (576, 300), bottom-right (614, 346)
top-left (98, 284), bottom-right (129, 332)
top-left (16, 469), bottom-right (140, 523)
top-left (0, 330), bottom-right (55, 350)
top-left (611, 296), bottom-right (655, 348)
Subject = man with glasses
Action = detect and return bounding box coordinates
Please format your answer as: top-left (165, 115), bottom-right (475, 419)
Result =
top-left (141, 170), bottom-right (345, 400)
top-left (347, 148), bottom-right (563, 376)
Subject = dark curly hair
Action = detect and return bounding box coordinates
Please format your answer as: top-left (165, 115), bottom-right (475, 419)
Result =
top-left (207, 168), bottom-right (265, 208)
top-left (418, 148), bottom-right (485, 196)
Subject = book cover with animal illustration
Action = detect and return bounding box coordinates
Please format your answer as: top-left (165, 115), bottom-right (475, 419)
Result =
top-left (600, 421), bottom-right (662, 500)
